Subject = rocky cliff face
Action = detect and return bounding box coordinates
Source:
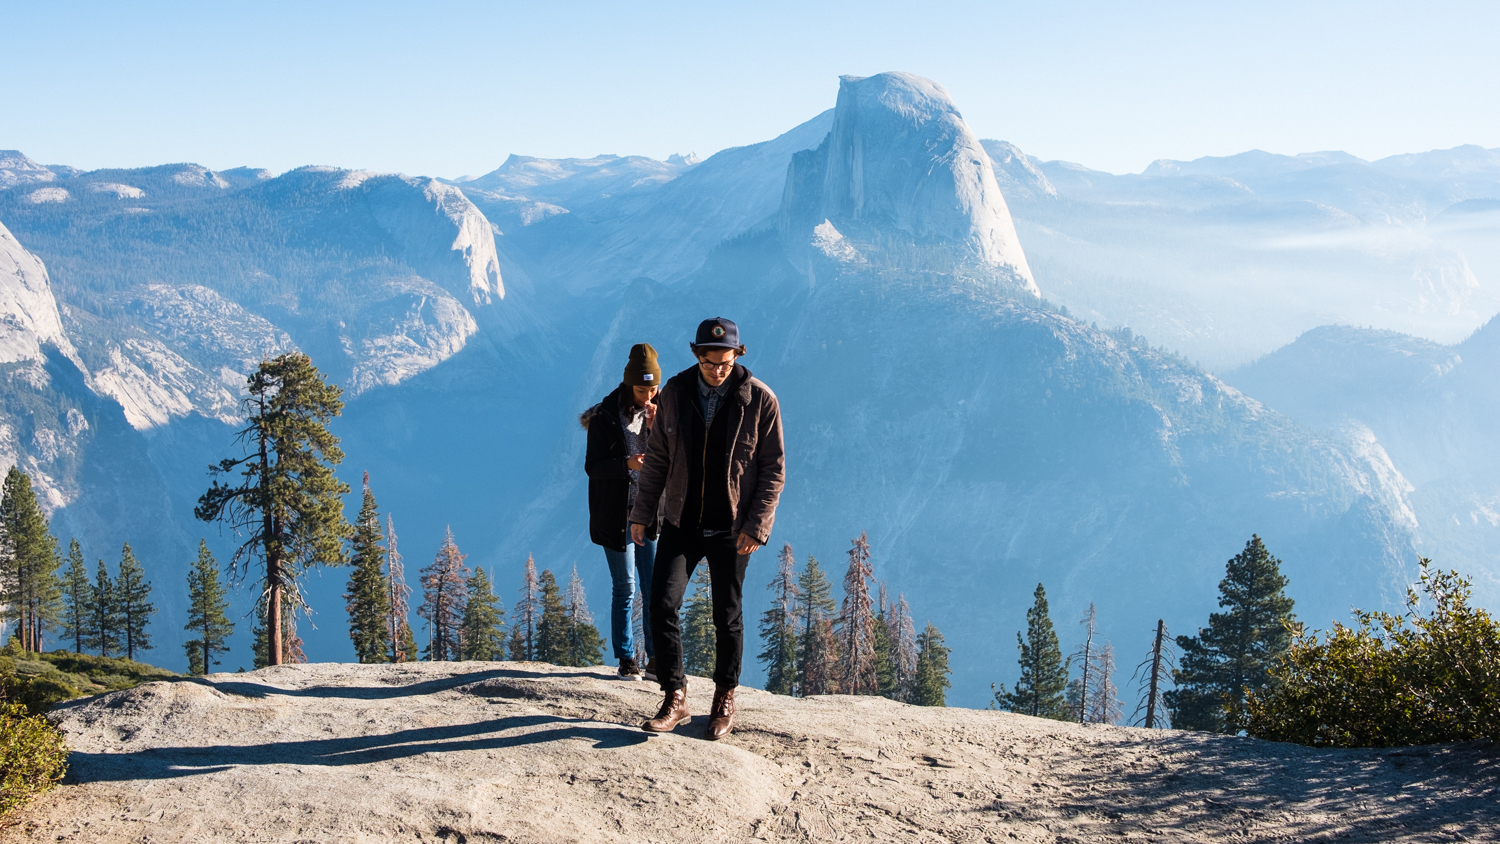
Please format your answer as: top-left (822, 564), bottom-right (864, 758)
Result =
top-left (779, 73), bottom-right (1037, 294)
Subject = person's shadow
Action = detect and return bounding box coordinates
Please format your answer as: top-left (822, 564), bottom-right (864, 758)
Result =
top-left (61, 668), bottom-right (660, 785)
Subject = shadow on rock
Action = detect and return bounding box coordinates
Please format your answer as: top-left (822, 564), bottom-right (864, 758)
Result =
top-left (66, 714), bottom-right (649, 784)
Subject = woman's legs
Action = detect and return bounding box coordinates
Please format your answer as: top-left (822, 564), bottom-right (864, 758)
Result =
top-left (602, 544), bottom-right (636, 662)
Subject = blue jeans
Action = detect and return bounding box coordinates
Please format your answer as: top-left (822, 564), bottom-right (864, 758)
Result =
top-left (602, 533), bottom-right (656, 662)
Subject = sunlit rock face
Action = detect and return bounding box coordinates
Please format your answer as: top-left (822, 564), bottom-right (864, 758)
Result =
top-left (779, 72), bottom-right (1037, 294)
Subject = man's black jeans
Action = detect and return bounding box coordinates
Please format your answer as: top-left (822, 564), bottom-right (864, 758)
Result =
top-left (650, 523), bottom-right (750, 691)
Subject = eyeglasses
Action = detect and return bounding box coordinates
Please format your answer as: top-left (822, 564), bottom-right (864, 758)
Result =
top-left (697, 358), bottom-right (735, 372)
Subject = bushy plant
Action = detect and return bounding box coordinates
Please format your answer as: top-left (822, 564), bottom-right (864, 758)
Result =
top-left (0, 674), bottom-right (78, 718)
top-left (0, 701), bottom-right (68, 819)
top-left (1246, 559), bottom-right (1500, 747)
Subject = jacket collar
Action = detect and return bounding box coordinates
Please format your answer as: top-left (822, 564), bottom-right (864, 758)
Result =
top-left (669, 363), bottom-right (753, 404)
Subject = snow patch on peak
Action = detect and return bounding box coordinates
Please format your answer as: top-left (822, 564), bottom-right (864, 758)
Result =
top-left (667, 153), bottom-right (701, 166)
top-left (25, 187), bottom-right (69, 204)
top-left (90, 182), bottom-right (146, 199)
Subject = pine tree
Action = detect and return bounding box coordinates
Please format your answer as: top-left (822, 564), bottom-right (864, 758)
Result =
top-left (1072, 603), bottom-right (1098, 722)
top-left (345, 473), bottom-right (391, 663)
top-left (534, 569), bottom-right (569, 664)
top-left (60, 539), bottom-right (90, 654)
top-left (912, 622), bottom-right (952, 706)
top-left (87, 558), bottom-right (121, 657)
top-left (418, 527), bottom-right (470, 662)
top-left (252, 590), bottom-right (305, 668)
top-left (890, 594), bottom-right (919, 702)
top-left (195, 352), bottom-right (353, 666)
top-left (116, 543), bottom-right (155, 661)
top-left (0, 467), bottom-right (62, 652)
top-left (384, 515), bottom-right (413, 662)
top-left (1086, 642), bottom-right (1122, 725)
top-left (874, 583), bottom-right (895, 697)
top-left (562, 565), bottom-right (605, 667)
top-left (458, 567), bottom-right (507, 660)
top-left (837, 533), bottom-right (879, 695)
top-left (510, 555), bottom-right (540, 661)
top-left (994, 583), bottom-right (1072, 720)
top-left (796, 555), bottom-right (838, 695)
top-left (184, 540), bottom-right (235, 676)
top-left (804, 617), bottom-right (841, 695)
top-left (681, 568), bottom-right (716, 677)
top-left (1168, 535), bottom-right (1297, 732)
top-left (758, 543), bottom-right (801, 695)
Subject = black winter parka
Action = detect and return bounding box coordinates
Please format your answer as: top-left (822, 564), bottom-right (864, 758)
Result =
top-left (581, 384), bottom-right (659, 551)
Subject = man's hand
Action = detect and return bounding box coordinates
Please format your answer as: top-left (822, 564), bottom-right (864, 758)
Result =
top-left (736, 533), bottom-right (762, 555)
top-left (631, 523), bottom-right (646, 546)
top-left (626, 453), bottom-right (645, 471)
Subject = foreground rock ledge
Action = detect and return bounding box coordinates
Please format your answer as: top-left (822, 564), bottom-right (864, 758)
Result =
top-left (8, 663), bottom-right (1497, 843)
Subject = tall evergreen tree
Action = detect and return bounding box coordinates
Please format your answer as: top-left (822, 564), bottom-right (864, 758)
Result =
top-left (384, 515), bottom-right (413, 662)
top-left (344, 474), bottom-right (391, 663)
top-left (184, 540), bottom-right (234, 676)
top-left (510, 555), bottom-right (540, 661)
top-left (116, 543), bottom-right (155, 661)
top-left (994, 583), bottom-right (1072, 720)
top-left (758, 543), bottom-right (801, 695)
top-left (195, 352), bottom-right (353, 666)
top-left (458, 567), bottom-right (507, 660)
top-left (912, 622), bottom-right (952, 706)
top-left (87, 558), bottom-right (121, 657)
top-left (562, 565), bottom-right (605, 667)
top-left (252, 591), bottom-right (305, 667)
top-left (837, 533), bottom-right (879, 695)
top-left (680, 568), bottom-right (716, 677)
top-left (0, 467), bottom-right (62, 652)
top-left (418, 527), bottom-right (469, 662)
top-left (874, 583), bottom-right (895, 697)
top-left (61, 539), bottom-right (90, 654)
top-left (796, 555), bottom-right (838, 695)
top-left (534, 569), bottom-right (569, 664)
top-left (1168, 535), bottom-right (1297, 732)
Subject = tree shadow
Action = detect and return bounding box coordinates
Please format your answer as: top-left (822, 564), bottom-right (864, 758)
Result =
top-left (66, 714), bottom-right (652, 785)
top-left (172, 665), bottom-right (610, 702)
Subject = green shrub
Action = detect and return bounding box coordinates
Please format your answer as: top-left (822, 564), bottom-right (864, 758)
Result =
top-left (0, 702), bottom-right (68, 819)
top-left (0, 674), bottom-right (79, 718)
top-left (1247, 559), bottom-right (1500, 747)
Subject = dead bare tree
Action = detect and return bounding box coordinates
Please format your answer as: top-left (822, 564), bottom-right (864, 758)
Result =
top-left (1130, 618), bottom-right (1178, 728)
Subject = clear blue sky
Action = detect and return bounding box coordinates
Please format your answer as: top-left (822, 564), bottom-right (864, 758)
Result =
top-left (4, 1), bottom-right (1497, 177)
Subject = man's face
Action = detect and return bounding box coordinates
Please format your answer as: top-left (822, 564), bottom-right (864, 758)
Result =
top-left (631, 385), bottom-right (658, 407)
top-left (697, 348), bottom-right (737, 387)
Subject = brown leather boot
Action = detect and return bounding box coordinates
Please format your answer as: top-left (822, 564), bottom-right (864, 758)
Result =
top-left (641, 687), bottom-right (690, 733)
top-left (706, 685), bottom-right (736, 741)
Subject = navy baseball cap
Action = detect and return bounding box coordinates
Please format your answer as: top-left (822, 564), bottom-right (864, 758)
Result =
top-left (692, 317), bottom-right (740, 349)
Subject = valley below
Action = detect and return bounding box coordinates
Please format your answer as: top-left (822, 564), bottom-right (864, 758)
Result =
top-left (9, 662), bottom-right (1498, 843)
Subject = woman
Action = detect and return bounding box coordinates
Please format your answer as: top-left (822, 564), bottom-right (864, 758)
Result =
top-left (581, 343), bottom-right (661, 679)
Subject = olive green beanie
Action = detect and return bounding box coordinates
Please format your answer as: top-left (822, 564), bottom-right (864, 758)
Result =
top-left (623, 343), bottom-right (661, 388)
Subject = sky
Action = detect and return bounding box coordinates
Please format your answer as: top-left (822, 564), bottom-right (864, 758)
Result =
top-left (3, 1), bottom-right (1498, 178)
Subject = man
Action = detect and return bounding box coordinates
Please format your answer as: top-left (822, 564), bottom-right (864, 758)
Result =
top-left (630, 317), bottom-right (786, 739)
top-left (582, 343), bottom-right (661, 680)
